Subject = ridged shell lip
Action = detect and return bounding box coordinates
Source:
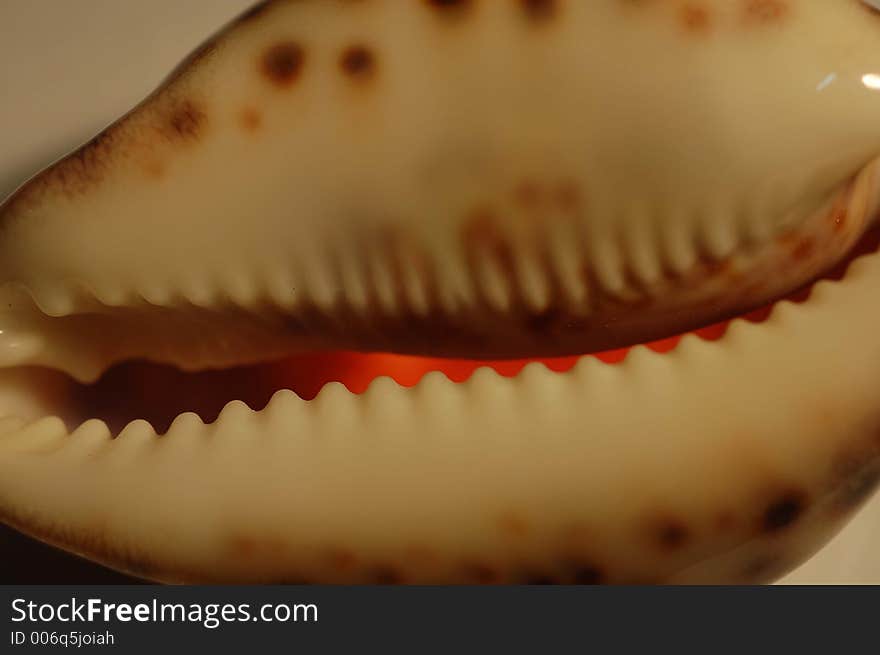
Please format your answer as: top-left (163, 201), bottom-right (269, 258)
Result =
top-left (2, 223), bottom-right (880, 584)
top-left (5, 225), bottom-right (878, 438)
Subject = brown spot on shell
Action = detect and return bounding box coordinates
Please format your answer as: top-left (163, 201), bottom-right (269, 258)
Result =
top-left (761, 490), bottom-right (808, 533)
top-left (240, 106), bottom-right (263, 133)
top-left (460, 201), bottom-right (590, 326)
top-left (556, 182), bottom-right (582, 212)
top-left (228, 535), bottom-right (258, 558)
top-left (572, 565), bottom-right (604, 585)
top-left (261, 42), bottom-right (305, 88)
top-left (226, 533), bottom-right (287, 562)
top-left (404, 543), bottom-right (440, 566)
top-left (141, 159), bottom-right (165, 180)
top-left (514, 181), bottom-right (543, 210)
top-left (498, 513), bottom-right (531, 538)
top-left (715, 511), bottom-right (737, 532)
top-left (372, 566), bottom-right (404, 585)
top-left (463, 208), bottom-right (507, 258)
top-left (653, 518), bottom-right (690, 550)
top-left (562, 521), bottom-right (592, 545)
top-left (525, 306), bottom-right (562, 334)
top-left (53, 129), bottom-right (118, 196)
top-left (164, 99), bottom-right (206, 142)
top-left (700, 255), bottom-right (733, 276)
top-left (743, 0), bottom-right (788, 25)
top-left (790, 237), bottom-right (816, 262)
top-left (740, 279), bottom-right (768, 299)
top-left (424, 0), bottom-right (474, 17)
top-left (326, 548), bottom-right (358, 572)
top-left (519, 0), bottom-right (558, 22)
top-left (832, 207), bottom-right (848, 232)
top-left (680, 4), bottom-right (711, 33)
top-left (339, 44), bottom-right (377, 78)
top-left (462, 562), bottom-right (500, 584)
top-left (775, 229), bottom-right (814, 263)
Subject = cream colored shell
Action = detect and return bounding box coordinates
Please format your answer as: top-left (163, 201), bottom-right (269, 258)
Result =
top-left (1, 0), bottom-right (880, 583)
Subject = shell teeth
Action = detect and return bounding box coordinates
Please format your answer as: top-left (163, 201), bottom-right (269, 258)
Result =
top-left (338, 246), bottom-right (371, 314)
top-left (263, 388), bottom-right (303, 419)
top-left (167, 411), bottom-right (206, 435)
top-left (514, 251), bottom-right (551, 314)
top-left (416, 369), bottom-right (455, 394)
top-left (441, 250), bottom-right (476, 315)
top-left (548, 220), bottom-right (588, 308)
top-left (302, 253), bottom-right (340, 314)
top-left (216, 399), bottom-right (253, 419)
top-left (314, 380), bottom-right (354, 406)
top-left (517, 360), bottom-right (553, 387)
top-left (402, 273), bottom-right (430, 317)
top-left (90, 281), bottom-right (130, 308)
top-left (181, 275), bottom-right (219, 309)
top-left (363, 375), bottom-right (403, 397)
top-left (618, 343), bottom-right (661, 370)
top-left (26, 251), bottom-right (860, 450)
top-left (624, 213), bottom-right (663, 288)
top-left (398, 251), bottom-right (433, 317)
top-left (569, 353), bottom-right (600, 379)
top-left (741, 185), bottom-right (775, 244)
top-left (102, 420), bottom-right (157, 470)
top-left (139, 282), bottom-right (174, 307)
top-left (590, 227), bottom-right (629, 299)
top-left (209, 401), bottom-right (256, 448)
top-left (716, 315), bottom-right (753, 347)
top-left (366, 243), bottom-right (399, 316)
top-left (0, 416), bottom-right (67, 455)
top-left (1, 171), bottom-right (858, 380)
top-left (466, 364), bottom-right (504, 391)
top-left (69, 419), bottom-right (113, 451)
top-left (662, 211), bottom-right (698, 275)
top-left (672, 331), bottom-right (707, 359)
top-left (221, 270), bottom-right (259, 308)
top-left (309, 382), bottom-right (360, 442)
top-left (31, 284), bottom-right (75, 318)
top-left (699, 204), bottom-right (738, 261)
top-left (259, 395), bottom-right (308, 454)
top-left (117, 419), bottom-right (158, 443)
top-left (475, 253), bottom-right (514, 314)
top-left (266, 269), bottom-right (300, 312)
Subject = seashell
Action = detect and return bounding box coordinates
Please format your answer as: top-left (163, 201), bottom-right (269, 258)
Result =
top-left (1, 0), bottom-right (880, 583)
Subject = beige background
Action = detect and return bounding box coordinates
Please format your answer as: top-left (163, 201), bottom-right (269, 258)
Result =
top-left (0, 0), bottom-right (877, 584)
